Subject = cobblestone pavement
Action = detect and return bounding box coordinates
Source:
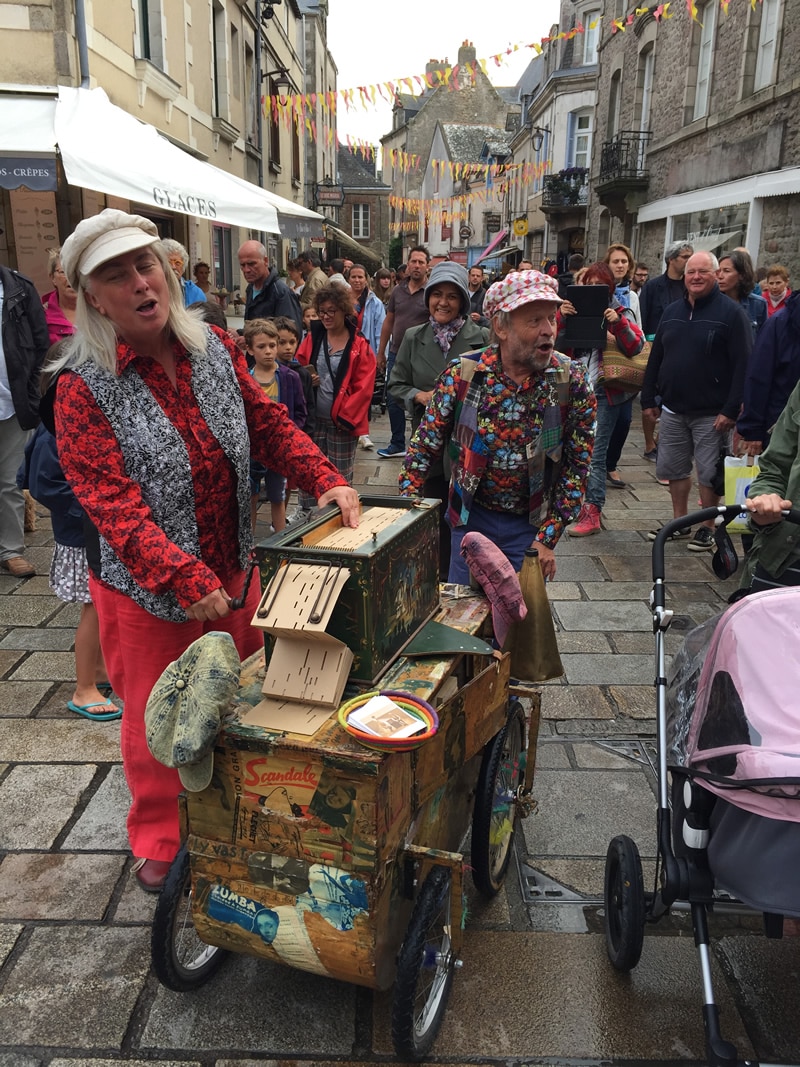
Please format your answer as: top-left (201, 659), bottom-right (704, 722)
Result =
top-left (1, 411), bottom-right (798, 1067)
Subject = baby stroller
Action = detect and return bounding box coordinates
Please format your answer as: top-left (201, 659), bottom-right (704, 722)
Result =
top-left (603, 505), bottom-right (800, 1067)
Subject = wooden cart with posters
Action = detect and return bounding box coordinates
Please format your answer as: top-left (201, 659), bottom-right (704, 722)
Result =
top-left (150, 501), bottom-right (537, 1061)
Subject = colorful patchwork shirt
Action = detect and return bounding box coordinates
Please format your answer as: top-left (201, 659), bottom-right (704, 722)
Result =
top-left (399, 345), bottom-right (596, 549)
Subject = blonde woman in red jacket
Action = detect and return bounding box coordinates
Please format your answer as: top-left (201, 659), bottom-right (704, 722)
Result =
top-left (294, 285), bottom-right (376, 522)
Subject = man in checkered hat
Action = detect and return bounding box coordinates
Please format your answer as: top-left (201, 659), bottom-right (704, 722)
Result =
top-left (399, 270), bottom-right (596, 583)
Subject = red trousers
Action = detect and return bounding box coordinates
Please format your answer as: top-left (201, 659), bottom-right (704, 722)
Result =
top-left (91, 571), bottom-right (263, 862)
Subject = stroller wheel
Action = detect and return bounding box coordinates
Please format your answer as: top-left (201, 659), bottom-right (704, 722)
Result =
top-left (604, 835), bottom-right (645, 971)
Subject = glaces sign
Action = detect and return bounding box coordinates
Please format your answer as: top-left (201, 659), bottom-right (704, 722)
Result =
top-left (153, 187), bottom-right (217, 218)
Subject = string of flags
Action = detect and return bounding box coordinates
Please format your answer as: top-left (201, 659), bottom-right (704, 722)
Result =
top-left (262, 0), bottom-right (762, 135)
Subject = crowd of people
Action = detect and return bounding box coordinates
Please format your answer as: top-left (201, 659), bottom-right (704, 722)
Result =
top-left (3, 204), bottom-right (798, 897)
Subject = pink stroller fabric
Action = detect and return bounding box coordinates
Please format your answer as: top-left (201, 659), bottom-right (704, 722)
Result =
top-left (686, 586), bottom-right (800, 822)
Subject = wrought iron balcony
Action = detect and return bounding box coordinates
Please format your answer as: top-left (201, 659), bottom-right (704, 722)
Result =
top-left (599, 130), bottom-right (652, 184)
top-left (541, 168), bottom-right (590, 211)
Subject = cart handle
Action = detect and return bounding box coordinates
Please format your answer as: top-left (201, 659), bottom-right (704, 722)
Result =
top-left (650, 505), bottom-right (800, 583)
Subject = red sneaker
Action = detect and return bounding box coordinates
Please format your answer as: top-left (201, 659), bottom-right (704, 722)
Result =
top-left (568, 502), bottom-right (601, 536)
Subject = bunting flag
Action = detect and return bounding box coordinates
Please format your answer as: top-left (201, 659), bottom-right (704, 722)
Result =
top-left (262, 1), bottom-right (756, 123)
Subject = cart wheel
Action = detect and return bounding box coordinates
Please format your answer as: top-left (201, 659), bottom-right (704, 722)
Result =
top-left (604, 834), bottom-right (646, 971)
top-left (391, 864), bottom-right (457, 1061)
top-left (151, 846), bottom-right (228, 991)
top-left (470, 700), bottom-right (526, 898)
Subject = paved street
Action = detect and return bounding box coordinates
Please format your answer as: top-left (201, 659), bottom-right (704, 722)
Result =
top-left (1, 411), bottom-right (799, 1066)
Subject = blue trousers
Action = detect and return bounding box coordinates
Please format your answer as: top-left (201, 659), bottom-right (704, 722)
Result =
top-left (448, 502), bottom-right (535, 584)
top-left (586, 392), bottom-right (633, 511)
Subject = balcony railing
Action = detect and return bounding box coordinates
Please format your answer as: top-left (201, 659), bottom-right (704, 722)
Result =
top-left (599, 131), bottom-right (652, 183)
top-left (542, 168), bottom-right (590, 208)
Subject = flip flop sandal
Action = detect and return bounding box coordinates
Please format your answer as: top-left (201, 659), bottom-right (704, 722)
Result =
top-left (67, 699), bottom-right (123, 722)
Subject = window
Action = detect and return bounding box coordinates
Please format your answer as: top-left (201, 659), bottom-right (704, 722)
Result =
top-left (230, 25), bottom-right (240, 101)
top-left (268, 77), bottom-right (282, 169)
top-left (212, 2), bottom-right (227, 119)
top-left (244, 44), bottom-right (257, 146)
top-left (583, 10), bottom-right (601, 64)
top-left (754, 0), bottom-right (781, 91)
top-left (693, 1), bottom-right (717, 121)
top-left (567, 111), bottom-right (592, 169)
top-left (636, 47), bottom-right (655, 131)
top-left (608, 70), bottom-right (622, 138)
top-left (353, 203), bottom-right (370, 239)
top-left (136, 0), bottom-right (165, 69)
top-left (291, 120), bottom-right (301, 184)
top-left (212, 224), bottom-right (234, 293)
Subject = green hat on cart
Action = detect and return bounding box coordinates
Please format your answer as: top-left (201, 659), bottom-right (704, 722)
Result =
top-left (145, 632), bottom-right (241, 792)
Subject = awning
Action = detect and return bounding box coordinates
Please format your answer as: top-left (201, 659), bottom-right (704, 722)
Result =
top-left (476, 243), bottom-right (520, 265)
top-left (0, 94), bottom-right (57, 191)
top-left (0, 87), bottom-right (325, 237)
top-left (326, 224), bottom-right (382, 265)
top-left (637, 167), bottom-right (800, 223)
top-left (478, 228), bottom-right (509, 261)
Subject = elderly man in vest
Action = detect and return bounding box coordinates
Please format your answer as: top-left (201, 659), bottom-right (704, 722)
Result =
top-left (399, 270), bottom-right (596, 582)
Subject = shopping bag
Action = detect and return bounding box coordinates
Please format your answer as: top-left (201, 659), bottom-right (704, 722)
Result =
top-left (724, 454), bottom-right (760, 533)
top-left (598, 335), bottom-right (651, 392)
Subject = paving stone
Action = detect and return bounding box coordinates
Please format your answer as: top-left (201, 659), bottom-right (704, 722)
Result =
top-left (556, 530), bottom-right (646, 554)
top-left (611, 631), bottom-right (685, 655)
top-left (372, 932), bottom-right (752, 1061)
top-left (0, 926), bottom-right (150, 1048)
top-left (0, 923), bottom-right (23, 968)
top-left (554, 630), bottom-right (611, 654)
top-left (542, 581), bottom-right (582, 600)
top-left (8, 576), bottom-right (54, 597)
top-left (112, 874), bottom-right (159, 923)
top-left (535, 741), bottom-right (572, 769)
top-left (0, 853), bottom-right (126, 920)
top-left (560, 652), bottom-right (651, 685)
top-left (63, 766), bottom-right (130, 850)
top-left (603, 555), bottom-right (715, 582)
top-left (541, 686), bottom-right (615, 720)
top-left (45, 603), bottom-right (82, 627)
top-left (555, 600), bottom-right (652, 632)
top-left (0, 764), bottom-right (97, 849)
top-left (533, 857), bottom-right (659, 898)
top-left (718, 936), bottom-right (800, 1063)
top-left (0, 650), bottom-right (23, 677)
top-left (549, 556), bottom-right (606, 581)
top-left (10, 651), bottom-right (76, 680)
top-left (0, 600), bottom-right (58, 627)
top-left (601, 512), bottom-right (661, 531)
top-left (0, 629), bottom-right (75, 652)
top-left (609, 685), bottom-right (661, 720)
top-left (142, 954), bottom-right (356, 1053)
top-left (0, 720), bottom-right (121, 763)
top-left (572, 741), bottom-right (643, 770)
top-left (0, 1054), bottom-right (41, 1067)
top-left (33, 682), bottom-right (79, 717)
top-left (53, 1061), bottom-right (193, 1067)
top-left (464, 878), bottom-right (511, 927)
top-left (524, 769), bottom-right (656, 858)
top-left (582, 580), bottom-right (653, 600)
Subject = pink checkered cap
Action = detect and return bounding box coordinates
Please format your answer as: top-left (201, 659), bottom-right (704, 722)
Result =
top-left (483, 269), bottom-right (562, 319)
top-left (460, 532), bottom-right (528, 648)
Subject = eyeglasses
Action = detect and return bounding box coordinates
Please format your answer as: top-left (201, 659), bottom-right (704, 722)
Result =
top-left (317, 308), bottom-right (338, 318)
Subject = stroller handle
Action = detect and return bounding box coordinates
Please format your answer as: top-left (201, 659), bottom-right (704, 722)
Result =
top-left (651, 505), bottom-right (800, 581)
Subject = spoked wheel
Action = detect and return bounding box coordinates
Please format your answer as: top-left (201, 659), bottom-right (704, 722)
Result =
top-left (470, 700), bottom-right (526, 897)
top-left (151, 846), bottom-right (228, 991)
top-left (604, 834), bottom-right (646, 971)
top-left (392, 865), bottom-right (457, 1061)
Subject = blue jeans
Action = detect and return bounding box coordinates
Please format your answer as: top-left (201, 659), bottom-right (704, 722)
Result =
top-left (606, 398), bottom-right (633, 472)
top-left (448, 502), bottom-right (535, 584)
top-left (586, 392), bottom-right (633, 511)
top-left (385, 349), bottom-right (406, 449)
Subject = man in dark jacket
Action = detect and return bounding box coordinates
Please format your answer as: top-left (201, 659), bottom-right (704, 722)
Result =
top-left (737, 290), bottom-right (800, 455)
top-left (1, 263), bottom-right (49, 577)
top-left (642, 251), bottom-right (752, 552)
top-left (237, 240), bottom-right (302, 332)
top-left (639, 240), bottom-right (693, 338)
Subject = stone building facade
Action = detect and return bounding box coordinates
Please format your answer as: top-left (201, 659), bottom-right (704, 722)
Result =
top-left (380, 40), bottom-right (517, 260)
top-left (587, 0), bottom-right (800, 276)
top-left (333, 145), bottom-right (390, 268)
top-left (0, 0), bottom-right (333, 293)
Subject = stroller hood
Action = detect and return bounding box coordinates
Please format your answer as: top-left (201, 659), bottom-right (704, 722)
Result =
top-left (686, 586), bottom-right (800, 821)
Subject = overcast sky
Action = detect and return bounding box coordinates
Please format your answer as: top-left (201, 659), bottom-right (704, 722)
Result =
top-left (326, 1), bottom-right (561, 152)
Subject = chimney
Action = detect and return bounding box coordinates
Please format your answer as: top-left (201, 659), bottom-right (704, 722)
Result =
top-left (425, 58), bottom-right (448, 81)
top-left (457, 40), bottom-right (476, 66)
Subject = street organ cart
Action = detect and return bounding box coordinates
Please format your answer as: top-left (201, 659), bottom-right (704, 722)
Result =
top-left (151, 498), bottom-right (535, 1060)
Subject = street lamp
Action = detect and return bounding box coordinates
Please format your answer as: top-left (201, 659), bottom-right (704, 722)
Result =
top-left (261, 68), bottom-right (291, 104)
top-left (531, 126), bottom-right (550, 153)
